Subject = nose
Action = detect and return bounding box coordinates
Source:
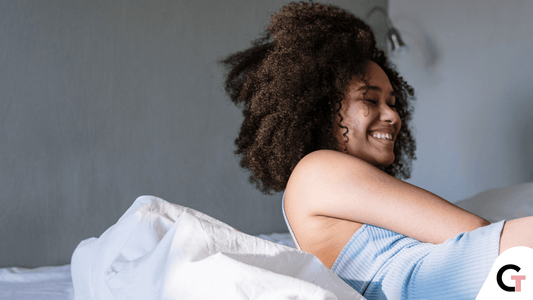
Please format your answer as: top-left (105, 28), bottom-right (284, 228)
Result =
top-left (379, 103), bottom-right (400, 126)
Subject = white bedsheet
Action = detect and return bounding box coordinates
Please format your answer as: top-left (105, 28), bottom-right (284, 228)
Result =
top-left (0, 234), bottom-right (298, 300)
top-left (0, 264), bottom-right (74, 300)
top-left (71, 195), bottom-right (364, 300)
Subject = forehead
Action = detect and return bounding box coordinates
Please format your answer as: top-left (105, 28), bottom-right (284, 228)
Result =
top-left (346, 61), bottom-right (393, 94)
top-left (364, 61), bottom-right (391, 85)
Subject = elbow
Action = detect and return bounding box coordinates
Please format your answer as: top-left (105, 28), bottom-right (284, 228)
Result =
top-left (468, 218), bottom-right (491, 232)
top-left (479, 218), bottom-right (491, 228)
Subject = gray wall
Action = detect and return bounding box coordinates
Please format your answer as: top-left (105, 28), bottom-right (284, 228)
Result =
top-left (389, 0), bottom-right (533, 202)
top-left (0, 0), bottom-right (387, 268)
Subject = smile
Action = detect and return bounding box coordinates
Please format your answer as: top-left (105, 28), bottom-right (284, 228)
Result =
top-left (370, 132), bottom-right (393, 141)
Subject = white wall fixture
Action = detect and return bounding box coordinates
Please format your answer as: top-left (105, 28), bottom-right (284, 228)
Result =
top-left (366, 6), bottom-right (409, 57)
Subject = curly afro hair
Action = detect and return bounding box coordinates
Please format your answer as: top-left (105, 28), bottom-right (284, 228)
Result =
top-left (220, 1), bottom-right (416, 195)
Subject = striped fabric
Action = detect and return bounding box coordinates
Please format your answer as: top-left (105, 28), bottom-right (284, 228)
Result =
top-left (282, 191), bottom-right (505, 299)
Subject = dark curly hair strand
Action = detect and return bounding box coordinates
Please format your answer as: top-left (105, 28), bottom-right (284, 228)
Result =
top-left (220, 1), bottom-right (416, 195)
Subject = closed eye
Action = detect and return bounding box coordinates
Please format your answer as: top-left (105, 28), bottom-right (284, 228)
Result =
top-left (364, 98), bottom-right (396, 110)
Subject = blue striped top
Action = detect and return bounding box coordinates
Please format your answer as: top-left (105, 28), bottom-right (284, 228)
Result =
top-left (282, 191), bottom-right (504, 299)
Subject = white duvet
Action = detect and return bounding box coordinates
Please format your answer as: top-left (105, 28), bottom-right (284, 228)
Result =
top-left (71, 196), bottom-right (364, 300)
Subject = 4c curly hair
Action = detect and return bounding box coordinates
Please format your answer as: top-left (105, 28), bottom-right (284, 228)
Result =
top-left (220, 1), bottom-right (416, 195)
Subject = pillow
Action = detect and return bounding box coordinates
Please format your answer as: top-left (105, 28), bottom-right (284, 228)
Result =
top-left (455, 182), bottom-right (533, 223)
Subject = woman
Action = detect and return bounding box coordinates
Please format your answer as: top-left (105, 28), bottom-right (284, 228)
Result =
top-left (220, 1), bottom-right (532, 299)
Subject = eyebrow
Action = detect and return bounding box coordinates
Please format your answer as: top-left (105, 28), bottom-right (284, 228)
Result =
top-left (358, 85), bottom-right (396, 97)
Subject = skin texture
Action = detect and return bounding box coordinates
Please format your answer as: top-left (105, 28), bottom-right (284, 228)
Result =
top-left (499, 218), bottom-right (533, 253)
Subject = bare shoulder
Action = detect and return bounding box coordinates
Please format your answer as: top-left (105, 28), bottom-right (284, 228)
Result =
top-left (286, 149), bottom-right (371, 219)
top-left (291, 149), bottom-right (364, 182)
top-left (293, 149), bottom-right (372, 179)
top-left (286, 150), bottom-right (336, 203)
top-left (285, 150), bottom-right (365, 267)
top-left (294, 149), bottom-right (359, 169)
top-left (288, 150), bottom-right (375, 207)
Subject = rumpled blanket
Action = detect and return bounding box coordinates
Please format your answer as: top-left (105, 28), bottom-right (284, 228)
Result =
top-left (71, 196), bottom-right (365, 300)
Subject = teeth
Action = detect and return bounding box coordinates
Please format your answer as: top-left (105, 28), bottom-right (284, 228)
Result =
top-left (372, 132), bottom-right (392, 140)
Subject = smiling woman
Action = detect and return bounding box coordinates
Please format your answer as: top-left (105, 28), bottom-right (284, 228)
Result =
top-left (334, 61), bottom-right (401, 168)
top-left (220, 1), bottom-right (533, 299)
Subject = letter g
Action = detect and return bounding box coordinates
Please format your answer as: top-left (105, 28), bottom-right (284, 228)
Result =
top-left (497, 264), bottom-right (521, 292)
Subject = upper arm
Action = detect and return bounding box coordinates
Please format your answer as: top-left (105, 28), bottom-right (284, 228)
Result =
top-left (289, 149), bottom-right (490, 244)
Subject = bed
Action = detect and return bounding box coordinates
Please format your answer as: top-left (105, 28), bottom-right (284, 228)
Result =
top-left (0, 196), bottom-right (360, 300)
top-left (1, 182), bottom-right (532, 300)
top-left (0, 225), bottom-right (313, 300)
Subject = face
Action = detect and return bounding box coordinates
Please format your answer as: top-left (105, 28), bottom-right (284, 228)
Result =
top-left (334, 61), bottom-right (401, 168)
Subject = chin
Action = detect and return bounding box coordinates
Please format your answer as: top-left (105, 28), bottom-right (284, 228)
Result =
top-left (374, 157), bottom-right (395, 169)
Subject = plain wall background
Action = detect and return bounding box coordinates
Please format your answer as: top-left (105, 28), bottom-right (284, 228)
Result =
top-left (389, 0), bottom-right (533, 201)
top-left (0, 0), bottom-right (387, 268)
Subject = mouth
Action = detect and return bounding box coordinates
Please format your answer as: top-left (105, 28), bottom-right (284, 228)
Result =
top-left (369, 131), bottom-right (394, 141)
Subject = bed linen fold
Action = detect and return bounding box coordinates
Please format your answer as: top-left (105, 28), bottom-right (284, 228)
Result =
top-left (71, 195), bottom-right (364, 300)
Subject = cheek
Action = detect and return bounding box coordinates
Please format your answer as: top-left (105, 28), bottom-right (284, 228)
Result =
top-left (334, 106), bottom-right (360, 140)
top-left (346, 106), bottom-right (370, 133)
top-left (343, 107), bottom-right (364, 132)
top-left (396, 112), bottom-right (402, 131)
top-left (361, 102), bottom-right (371, 117)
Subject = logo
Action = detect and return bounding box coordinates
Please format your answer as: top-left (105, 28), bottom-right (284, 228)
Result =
top-left (476, 246), bottom-right (532, 300)
top-left (497, 264), bottom-right (526, 292)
